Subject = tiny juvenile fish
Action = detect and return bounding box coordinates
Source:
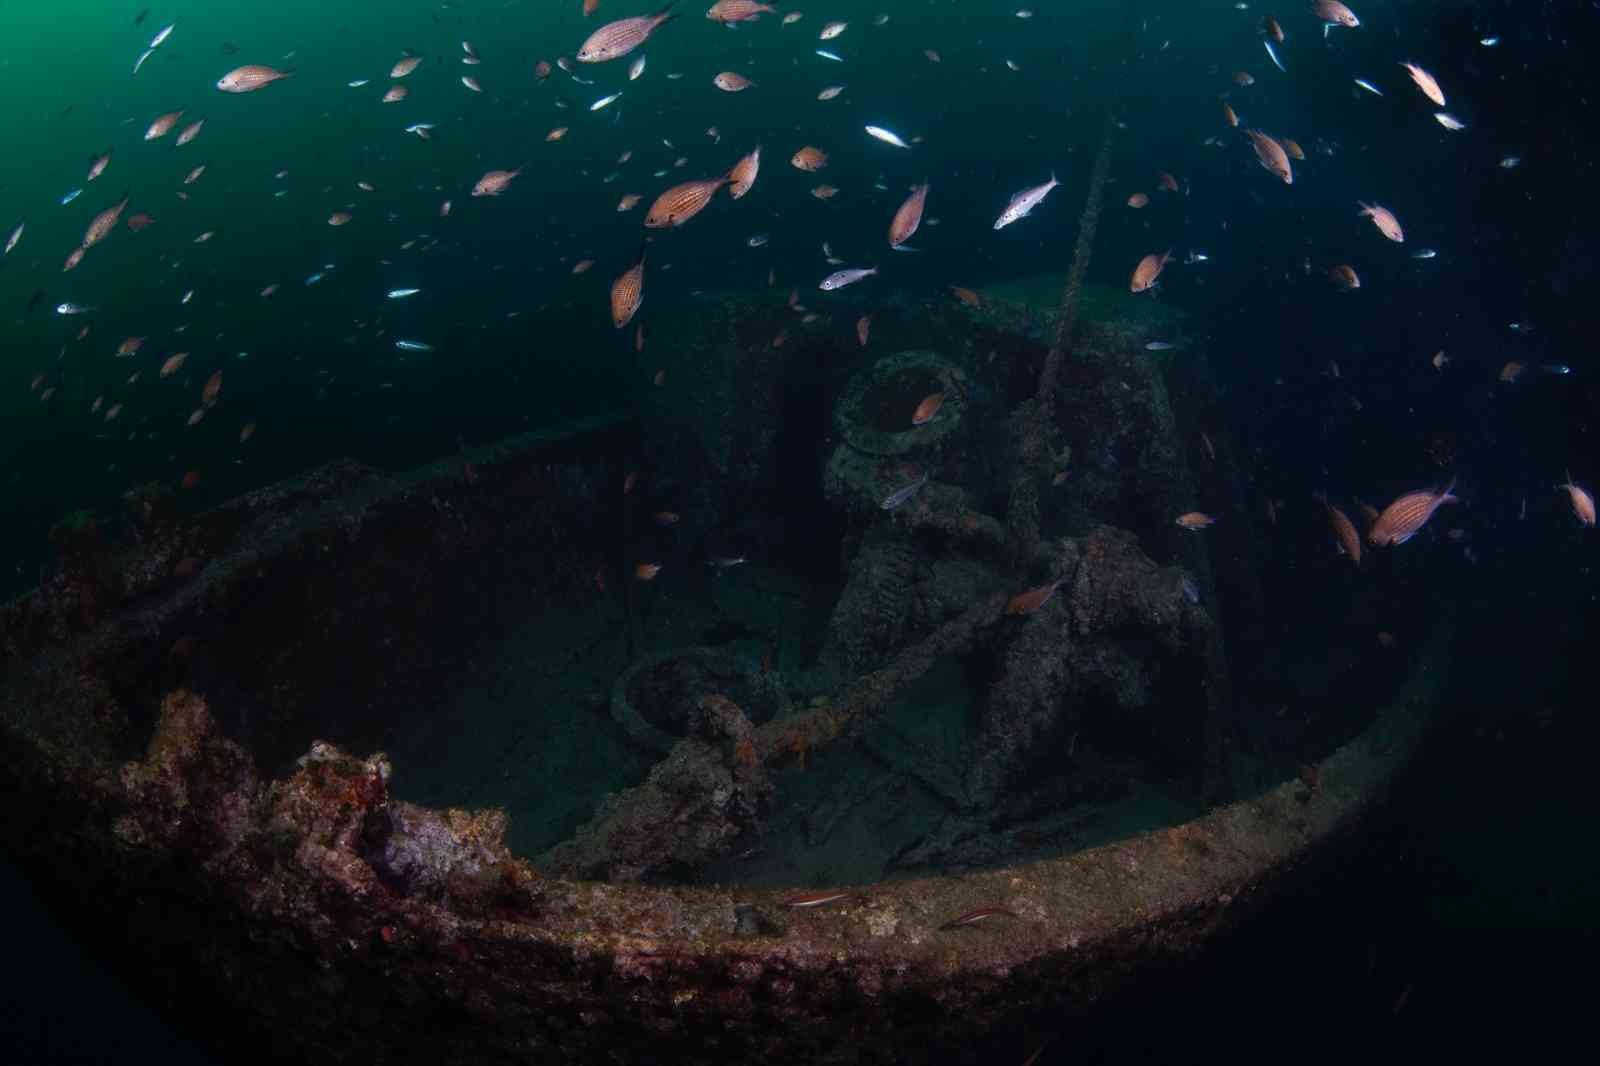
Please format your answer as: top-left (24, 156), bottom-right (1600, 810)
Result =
top-left (819, 266), bottom-right (877, 291)
top-left (1353, 77), bottom-right (1383, 97)
top-left (386, 288), bottom-right (420, 299)
top-left (56, 302), bottom-right (95, 315)
top-left (939, 907), bottom-right (1020, 930)
top-left (395, 339), bottom-right (433, 352)
top-left (783, 891), bottom-right (852, 909)
top-left (60, 187), bottom-right (83, 205)
top-left (815, 49), bottom-right (844, 62)
top-left (880, 471), bottom-right (928, 510)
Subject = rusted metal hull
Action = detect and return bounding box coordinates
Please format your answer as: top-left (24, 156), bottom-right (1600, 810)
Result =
top-left (0, 417), bottom-right (1450, 1064)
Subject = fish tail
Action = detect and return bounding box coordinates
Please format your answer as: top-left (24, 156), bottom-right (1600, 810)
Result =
top-left (653, 1), bottom-right (681, 24)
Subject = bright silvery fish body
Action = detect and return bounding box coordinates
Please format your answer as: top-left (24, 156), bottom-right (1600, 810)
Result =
top-left (993, 173), bottom-right (1058, 229)
top-left (819, 267), bottom-right (877, 291)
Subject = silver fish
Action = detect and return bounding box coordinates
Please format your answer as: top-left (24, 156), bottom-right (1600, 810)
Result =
top-left (4, 221), bottom-right (22, 255)
top-left (1410, 248), bottom-right (1438, 259)
top-left (1353, 78), bottom-right (1384, 96)
top-left (864, 124), bottom-right (910, 149)
top-left (60, 188), bottom-right (83, 205)
top-left (149, 22), bottom-right (175, 49)
top-left (815, 49), bottom-right (844, 62)
top-left (56, 302), bottom-right (94, 315)
top-left (133, 47), bottom-right (155, 74)
top-left (386, 288), bottom-right (420, 299)
top-left (1145, 341), bottom-right (1176, 351)
top-left (590, 92), bottom-right (623, 111)
top-left (881, 473), bottom-right (929, 510)
top-left (395, 339), bottom-right (433, 352)
top-left (747, 233), bottom-right (769, 247)
top-left (993, 172), bottom-right (1058, 230)
top-left (1263, 39), bottom-right (1286, 73)
top-left (819, 266), bottom-right (878, 290)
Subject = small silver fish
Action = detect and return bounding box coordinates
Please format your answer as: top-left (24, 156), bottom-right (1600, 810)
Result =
top-left (149, 22), bottom-right (175, 49)
top-left (304, 271), bottom-right (325, 285)
top-left (1184, 251), bottom-right (1210, 264)
top-left (3, 221), bottom-right (22, 255)
top-left (1353, 78), bottom-right (1384, 96)
top-left (864, 125), bottom-right (910, 149)
top-left (348, 78), bottom-right (370, 87)
top-left (1479, 36), bottom-right (1499, 47)
top-left (404, 122), bottom-right (435, 137)
top-left (386, 288), bottom-right (420, 299)
top-left (1410, 248), bottom-right (1438, 260)
top-left (881, 473), bottom-right (929, 510)
top-left (56, 302), bottom-right (94, 315)
top-left (60, 188), bottom-right (83, 205)
top-left (993, 172), bottom-right (1058, 230)
top-left (1499, 155), bottom-right (1521, 169)
top-left (1263, 39), bottom-right (1286, 73)
top-left (747, 233), bottom-right (769, 247)
top-left (133, 47), bottom-right (156, 74)
top-left (819, 266), bottom-right (878, 290)
top-left (590, 91), bottom-right (623, 111)
top-left (1542, 364), bottom-right (1572, 376)
top-left (1145, 341), bottom-right (1176, 351)
top-left (395, 339), bottom-right (433, 352)
top-left (815, 49), bottom-right (844, 62)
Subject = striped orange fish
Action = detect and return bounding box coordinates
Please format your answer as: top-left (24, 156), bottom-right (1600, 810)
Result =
top-left (1007, 579), bottom-right (1063, 615)
top-left (1558, 472), bottom-right (1595, 527)
top-left (1130, 251), bottom-right (1171, 293)
top-left (1317, 494), bottom-right (1361, 564)
top-left (1369, 479), bottom-right (1457, 546)
top-left (888, 182), bottom-right (928, 248)
top-left (611, 251), bottom-right (646, 328)
top-left (644, 175), bottom-right (730, 227)
top-left (1245, 129), bottom-right (1292, 184)
top-left (1329, 264), bottom-right (1360, 291)
top-left (216, 65), bottom-right (293, 93)
top-left (911, 392), bottom-right (943, 426)
top-left (790, 146), bottom-right (828, 172)
top-left (706, 0), bottom-right (776, 21)
top-left (575, 4), bottom-right (679, 62)
top-left (728, 146), bottom-right (760, 198)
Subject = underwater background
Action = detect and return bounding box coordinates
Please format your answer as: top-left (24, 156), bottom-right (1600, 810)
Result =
top-left (2, 0), bottom-right (1597, 1061)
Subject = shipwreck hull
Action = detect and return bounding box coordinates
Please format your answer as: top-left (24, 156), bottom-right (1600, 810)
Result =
top-left (0, 408), bottom-right (1451, 1064)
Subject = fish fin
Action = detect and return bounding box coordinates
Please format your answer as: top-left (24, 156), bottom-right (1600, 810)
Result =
top-left (653, 1), bottom-right (681, 24)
